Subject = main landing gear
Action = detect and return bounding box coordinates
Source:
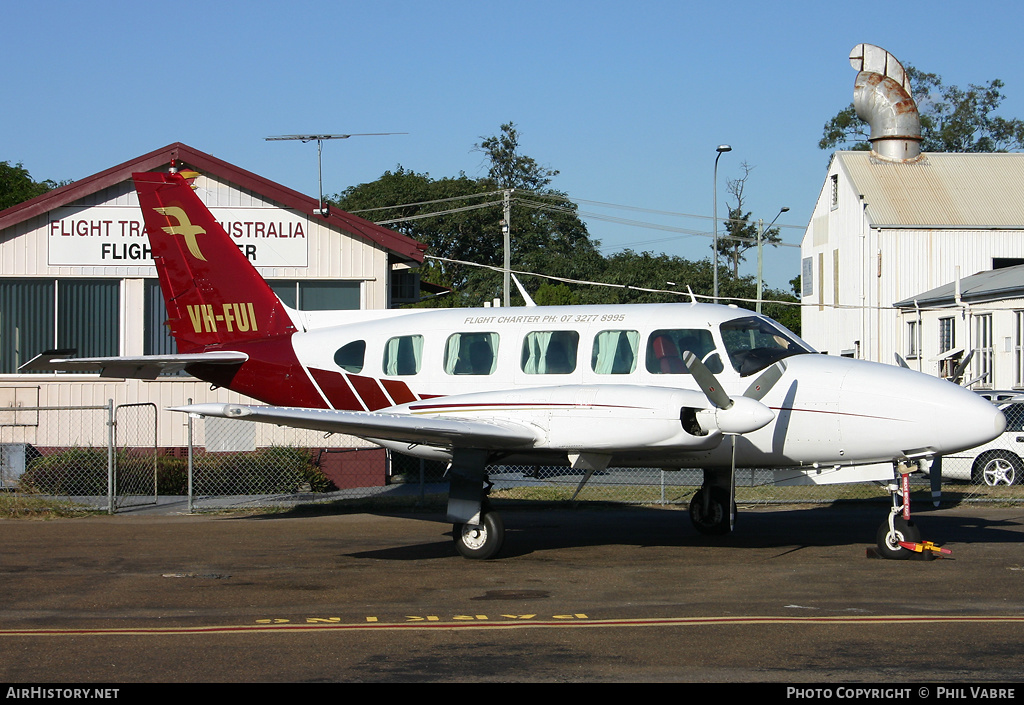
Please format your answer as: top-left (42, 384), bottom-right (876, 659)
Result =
top-left (453, 501), bottom-right (505, 560)
top-left (689, 485), bottom-right (735, 535)
top-left (447, 450), bottom-right (506, 560)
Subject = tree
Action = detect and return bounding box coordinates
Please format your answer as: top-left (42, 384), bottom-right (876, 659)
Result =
top-left (333, 123), bottom-right (602, 307)
top-left (0, 161), bottom-right (64, 211)
top-left (475, 122), bottom-right (558, 191)
top-left (714, 162), bottom-right (782, 277)
top-left (819, 67), bottom-right (1024, 153)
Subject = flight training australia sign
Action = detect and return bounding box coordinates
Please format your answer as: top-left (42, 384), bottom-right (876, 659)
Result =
top-left (47, 206), bottom-right (309, 267)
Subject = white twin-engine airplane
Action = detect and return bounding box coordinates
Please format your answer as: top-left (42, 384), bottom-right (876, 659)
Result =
top-left (25, 170), bottom-right (1006, 560)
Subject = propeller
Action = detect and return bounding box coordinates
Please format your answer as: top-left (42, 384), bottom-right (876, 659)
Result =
top-left (929, 456), bottom-right (943, 507)
top-left (680, 353), bottom-right (787, 533)
top-left (949, 350), bottom-right (974, 384)
top-left (681, 351), bottom-right (780, 435)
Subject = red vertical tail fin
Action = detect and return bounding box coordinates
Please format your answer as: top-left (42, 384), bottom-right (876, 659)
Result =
top-left (132, 171), bottom-right (297, 352)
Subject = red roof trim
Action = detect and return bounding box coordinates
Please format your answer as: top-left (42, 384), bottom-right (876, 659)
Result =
top-left (0, 142), bottom-right (426, 262)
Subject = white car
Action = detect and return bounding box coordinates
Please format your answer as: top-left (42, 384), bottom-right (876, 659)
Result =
top-left (943, 401), bottom-right (1023, 485)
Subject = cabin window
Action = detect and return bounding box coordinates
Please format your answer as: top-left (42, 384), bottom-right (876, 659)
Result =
top-left (444, 332), bottom-right (499, 375)
top-left (334, 340), bottom-right (366, 373)
top-left (382, 335), bottom-right (423, 376)
top-left (646, 329), bottom-right (722, 374)
top-left (592, 330), bottom-right (639, 374)
top-left (521, 331), bottom-right (579, 374)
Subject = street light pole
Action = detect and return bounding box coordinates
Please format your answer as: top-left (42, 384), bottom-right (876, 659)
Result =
top-left (756, 206), bottom-right (789, 314)
top-left (713, 145), bottom-right (732, 302)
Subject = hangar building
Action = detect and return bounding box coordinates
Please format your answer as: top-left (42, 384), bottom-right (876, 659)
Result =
top-left (0, 143), bottom-right (426, 448)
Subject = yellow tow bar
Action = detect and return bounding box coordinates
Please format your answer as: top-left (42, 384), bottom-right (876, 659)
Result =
top-left (899, 540), bottom-right (952, 557)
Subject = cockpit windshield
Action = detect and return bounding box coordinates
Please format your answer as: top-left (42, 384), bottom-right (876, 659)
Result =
top-left (719, 316), bottom-right (815, 376)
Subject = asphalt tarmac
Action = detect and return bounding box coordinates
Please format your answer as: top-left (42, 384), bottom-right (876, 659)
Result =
top-left (0, 502), bottom-right (1022, 686)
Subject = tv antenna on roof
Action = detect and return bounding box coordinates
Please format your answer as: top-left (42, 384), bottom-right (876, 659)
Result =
top-left (265, 133), bottom-right (407, 217)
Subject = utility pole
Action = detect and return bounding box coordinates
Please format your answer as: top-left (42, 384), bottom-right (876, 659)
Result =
top-left (502, 189), bottom-right (512, 307)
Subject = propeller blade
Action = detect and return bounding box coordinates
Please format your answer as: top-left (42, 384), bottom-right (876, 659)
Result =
top-left (894, 353), bottom-right (909, 369)
top-left (930, 456), bottom-right (942, 507)
top-left (951, 350), bottom-right (974, 383)
top-left (743, 360), bottom-right (788, 400)
top-left (682, 351), bottom-right (733, 409)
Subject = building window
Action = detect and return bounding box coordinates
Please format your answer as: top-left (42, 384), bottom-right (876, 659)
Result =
top-left (269, 280), bottom-right (361, 310)
top-left (975, 314), bottom-right (993, 388)
top-left (1016, 311), bottom-right (1024, 389)
top-left (830, 174), bottom-right (839, 210)
top-left (1, 279), bottom-right (119, 374)
top-left (906, 320), bottom-right (920, 359)
top-left (801, 258), bottom-right (813, 297)
top-left (938, 317), bottom-right (955, 354)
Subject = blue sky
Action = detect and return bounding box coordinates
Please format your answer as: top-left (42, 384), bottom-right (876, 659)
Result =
top-left (4, 0), bottom-right (1024, 291)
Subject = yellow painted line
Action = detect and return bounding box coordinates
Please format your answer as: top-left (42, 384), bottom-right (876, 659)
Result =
top-left (2, 614), bottom-right (1023, 637)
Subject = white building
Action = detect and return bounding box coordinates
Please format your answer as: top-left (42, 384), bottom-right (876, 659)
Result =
top-left (0, 142), bottom-right (426, 447)
top-left (800, 151), bottom-right (1024, 367)
top-left (799, 45), bottom-right (1024, 371)
top-left (893, 265), bottom-right (1024, 391)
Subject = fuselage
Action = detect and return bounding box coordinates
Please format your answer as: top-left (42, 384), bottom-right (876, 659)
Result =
top-left (198, 301), bottom-right (1006, 472)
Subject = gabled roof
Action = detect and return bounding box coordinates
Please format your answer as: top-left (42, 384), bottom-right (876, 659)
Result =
top-left (0, 142), bottom-right (426, 263)
top-left (894, 264), bottom-right (1024, 308)
top-left (837, 152), bottom-right (1024, 229)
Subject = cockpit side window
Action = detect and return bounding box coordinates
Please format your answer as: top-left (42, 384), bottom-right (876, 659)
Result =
top-left (719, 316), bottom-right (813, 376)
top-left (645, 329), bottom-right (723, 374)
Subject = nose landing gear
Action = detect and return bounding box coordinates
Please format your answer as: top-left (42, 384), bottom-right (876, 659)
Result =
top-left (876, 466), bottom-right (951, 560)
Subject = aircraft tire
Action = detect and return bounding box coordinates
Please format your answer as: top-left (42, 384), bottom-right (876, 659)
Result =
top-left (453, 511), bottom-right (505, 559)
top-left (689, 487), bottom-right (734, 536)
top-left (875, 516), bottom-right (922, 560)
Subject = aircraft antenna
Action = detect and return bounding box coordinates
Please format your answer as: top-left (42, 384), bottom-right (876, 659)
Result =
top-left (265, 133), bottom-right (407, 217)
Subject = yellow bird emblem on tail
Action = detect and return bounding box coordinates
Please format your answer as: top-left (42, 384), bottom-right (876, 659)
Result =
top-left (154, 206), bottom-right (207, 261)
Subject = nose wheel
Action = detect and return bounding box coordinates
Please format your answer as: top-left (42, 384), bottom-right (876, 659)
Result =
top-left (875, 467), bottom-right (950, 560)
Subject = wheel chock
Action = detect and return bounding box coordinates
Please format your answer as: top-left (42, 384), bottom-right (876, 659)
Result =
top-left (898, 540), bottom-right (952, 557)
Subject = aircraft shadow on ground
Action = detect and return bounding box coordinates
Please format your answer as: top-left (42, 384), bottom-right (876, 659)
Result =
top-left (241, 502), bottom-right (1023, 561)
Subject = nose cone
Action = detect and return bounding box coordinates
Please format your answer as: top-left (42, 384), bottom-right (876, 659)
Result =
top-left (839, 360), bottom-right (1006, 457)
top-left (905, 375), bottom-right (1005, 455)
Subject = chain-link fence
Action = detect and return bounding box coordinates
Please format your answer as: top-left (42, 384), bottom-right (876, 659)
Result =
top-left (0, 401), bottom-right (158, 512)
top-left (3, 401), bottom-right (1022, 513)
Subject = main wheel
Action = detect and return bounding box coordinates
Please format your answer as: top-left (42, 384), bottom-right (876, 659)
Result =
top-left (453, 511), bottom-right (505, 559)
top-left (689, 487), bottom-right (734, 535)
top-left (875, 515), bottom-right (922, 560)
top-left (972, 451), bottom-right (1021, 486)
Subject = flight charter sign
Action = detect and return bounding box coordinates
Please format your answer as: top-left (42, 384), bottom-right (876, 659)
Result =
top-left (47, 206), bottom-right (309, 267)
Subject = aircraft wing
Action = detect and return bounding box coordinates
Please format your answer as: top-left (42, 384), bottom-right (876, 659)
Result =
top-left (18, 350), bottom-right (248, 380)
top-left (173, 403), bottom-right (539, 449)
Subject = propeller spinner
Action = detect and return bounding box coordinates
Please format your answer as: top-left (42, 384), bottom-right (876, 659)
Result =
top-left (681, 352), bottom-right (780, 435)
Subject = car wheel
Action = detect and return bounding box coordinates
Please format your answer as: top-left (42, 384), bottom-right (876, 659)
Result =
top-left (972, 451), bottom-right (1022, 486)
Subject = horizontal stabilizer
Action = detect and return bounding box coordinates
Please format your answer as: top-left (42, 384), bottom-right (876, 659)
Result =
top-left (172, 403), bottom-right (539, 449)
top-left (19, 350), bottom-right (248, 380)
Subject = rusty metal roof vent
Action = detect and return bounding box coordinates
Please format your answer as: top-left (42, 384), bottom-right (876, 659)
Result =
top-left (850, 44), bottom-right (922, 162)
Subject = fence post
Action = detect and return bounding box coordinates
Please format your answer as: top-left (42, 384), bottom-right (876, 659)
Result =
top-left (106, 399), bottom-right (115, 515)
top-left (187, 398), bottom-right (194, 514)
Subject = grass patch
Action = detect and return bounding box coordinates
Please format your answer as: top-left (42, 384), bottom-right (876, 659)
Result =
top-left (0, 491), bottom-right (98, 519)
